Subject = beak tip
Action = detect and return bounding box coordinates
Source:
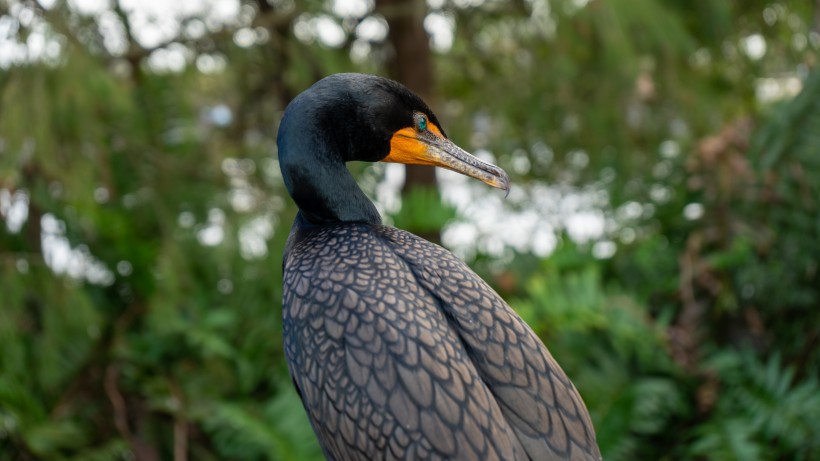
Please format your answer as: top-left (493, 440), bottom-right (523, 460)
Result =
top-left (498, 170), bottom-right (511, 198)
top-left (483, 167), bottom-right (510, 196)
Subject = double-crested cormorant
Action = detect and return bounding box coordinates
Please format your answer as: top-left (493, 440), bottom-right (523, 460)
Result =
top-left (278, 73), bottom-right (601, 461)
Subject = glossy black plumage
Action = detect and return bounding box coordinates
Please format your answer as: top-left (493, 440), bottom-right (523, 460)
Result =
top-left (279, 73), bottom-right (601, 460)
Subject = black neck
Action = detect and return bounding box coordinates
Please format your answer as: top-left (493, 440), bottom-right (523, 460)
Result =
top-left (278, 74), bottom-right (421, 226)
top-left (280, 144), bottom-right (381, 226)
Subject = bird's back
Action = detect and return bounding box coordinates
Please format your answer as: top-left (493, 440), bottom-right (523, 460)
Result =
top-left (283, 222), bottom-right (601, 461)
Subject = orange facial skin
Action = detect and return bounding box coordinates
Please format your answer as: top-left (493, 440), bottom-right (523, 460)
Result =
top-left (381, 117), bottom-right (510, 194)
top-left (383, 123), bottom-right (445, 166)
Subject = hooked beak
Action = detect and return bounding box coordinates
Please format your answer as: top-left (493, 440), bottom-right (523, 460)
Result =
top-left (382, 126), bottom-right (511, 195)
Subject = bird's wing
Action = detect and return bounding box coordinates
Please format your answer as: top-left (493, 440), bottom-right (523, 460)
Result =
top-left (283, 224), bottom-right (529, 461)
top-left (379, 227), bottom-right (602, 461)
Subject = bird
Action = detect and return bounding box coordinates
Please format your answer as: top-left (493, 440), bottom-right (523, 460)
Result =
top-left (278, 73), bottom-right (601, 461)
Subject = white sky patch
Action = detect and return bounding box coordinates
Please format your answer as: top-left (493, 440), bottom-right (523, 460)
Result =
top-left (683, 203), bottom-right (704, 220)
top-left (233, 27), bottom-right (257, 48)
top-left (741, 33), bottom-right (767, 60)
top-left (207, 103), bottom-right (233, 127)
top-left (118, 0), bottom-right (240, 48)
top-left (196, 53), bottom-right (227, 73)
top-left (617, 201), bottom-right (644, 221)
top-left (375, 163), bottom-right (405, 214)
top-left (565, 210), bottom-right (606, 243)
top-left (531, 226), bottom-right (558, 257)
top-left (371, 161), bottom-right (608, 260)
top-left (239, 214), bottom-right (275, 260)
top-left (0, 189), bottom-right (29, 233)
top-left (0, 43), bottom-right (27, 68)
top-left (0, 6), bottom-right (62, 68)
top-left (315, 15), bottom-right (346, 48)
top-left (147, 42), bottom-right (190, 72)
top-left (659, 139), bottom-right (680, 158)
top-left (649, 184), bottom-right (672, 203)
top-left (350, 40), bottom-right (371, 63)
top-left (356, 15), bottom-right (388, 42)
top-left (756, 76), bottom-right (803, 103)
top-left (197, 208), bottom-right (225, 246)
top-left (229, 188), bottom-right (254, 212)
top-left (592, 240), bottom-right (616, 259)
top-left (452, 0), bottom-right (486, 8)
top-left (424, 12), bottom-right (454, 52)
top-left (184, 18), bottom-right (207, 39)
top-left (333, 0), bottom-right (372, 18)
top-left (293, 13), bottom-right (316, 43)
top-left (128, 10), bottom-right (181, 48)
top-left (68, 0), bottom-right (108, 15)
top-left (40, 213), bottom-right (115, 285)
top-left (97, 10), bottom-right (129, 55)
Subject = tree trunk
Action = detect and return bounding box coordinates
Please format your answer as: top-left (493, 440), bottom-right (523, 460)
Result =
top-left (815, 0), bottom-right (820, 33)
top-left (376, 0), bottom-right (441, 242)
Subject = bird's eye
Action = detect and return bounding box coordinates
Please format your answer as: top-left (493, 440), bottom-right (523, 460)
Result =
top-left (416, 114), bottom-right (428, 132)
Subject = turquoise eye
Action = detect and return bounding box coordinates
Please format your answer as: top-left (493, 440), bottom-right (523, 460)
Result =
top-left (417, 115), bottom-right (427, 131)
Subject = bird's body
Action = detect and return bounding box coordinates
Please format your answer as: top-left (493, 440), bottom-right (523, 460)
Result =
top-left (279, 73), bottom-right (601, 460)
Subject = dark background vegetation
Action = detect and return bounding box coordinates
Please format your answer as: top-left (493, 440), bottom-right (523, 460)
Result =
top-left (1, 0), bottom-right (819, 459)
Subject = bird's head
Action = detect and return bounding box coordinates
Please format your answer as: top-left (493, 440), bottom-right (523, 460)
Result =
top-left (278, 73), bottom-right (510, 194)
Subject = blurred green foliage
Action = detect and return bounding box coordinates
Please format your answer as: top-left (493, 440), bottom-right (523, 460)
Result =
top-left (1, 0), bottom-right (818, 460)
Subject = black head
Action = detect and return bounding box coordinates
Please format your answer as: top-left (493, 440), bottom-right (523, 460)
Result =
top-left (278, 73), bottom-right (444, 164)
top-left (277, 73), bottom-right (509, 225)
